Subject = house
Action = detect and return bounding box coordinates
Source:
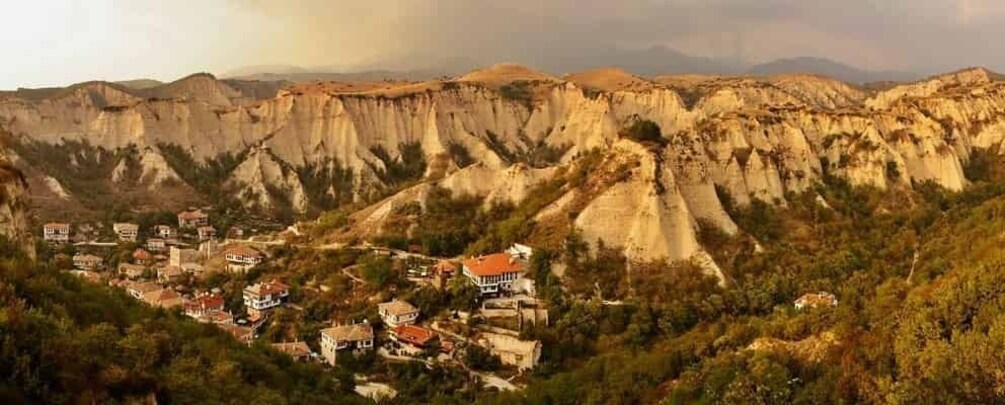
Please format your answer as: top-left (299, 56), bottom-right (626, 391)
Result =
top-left (242, 280), bottom-right (289, 318)
top-left (197, 226), bottom-right (216, 241)
top-left (462, 253), bottom-right (524, 296)
top-left (141, 288), bottom-right (187, 309)
top-left (177, 209), bottom-right (209, 229)
top-left (196, 309), bottom-right (234, 324)
top-left (70, 270), bottom-right (102, 284)
top-left (113, 223), bottom-right (140, 242)
top-left (478, 332), bottom-right (541, 371)
top-left (169, 247), bottom-right (200, 267)
top-left (157, 265), bottom-right (184, 283)
top-left (218, 323), bottom-right (254, 345)
top-left (225, 245), bottom-right (264, 272)
top-left (125, 281), bottom-right (161, 300)
top-left (146, 238), bottom-right (167, 252)
top-left (506, 243), bottom-right (534, 260)
top-left (433, 260), bottom-right (458, 277)
top-left (132, 248), bottom-right (153, 265)
top-left (180, 262), bottom-right (205, 275)
top-left (794, 292), bottom-right (838, 310)
top-left (184, 293), bottom-right (226, 318)
top-left (72, 253), bottom-right (104, 270)
top-left (42, 223), bottom-right (71, 243)
top-left (378, 300), bottom-right (419, 327)
top-left (319, 323), bottom-right (374, 365)
top-left (154, 225), bottom-right (177, 239)
top-left (118, 263), bottom-right (146, 279)
top-left (271, 341), bottom-right (312, 360)
top-left (389, 324), bottom-right (438, 348)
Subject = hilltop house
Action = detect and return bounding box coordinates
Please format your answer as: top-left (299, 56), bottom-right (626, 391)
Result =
top-left (132, 248), bottom-right (153, 265)
top-left (390, 324), bottom-right (439, 349)
top-left (72, 253), bottom-right (104, 270)
top-left (794, 292), bottom-right (839, 310)
top-left (224, 245), bottom-right (264, 272)
top-left (506, 243), bottom-right (534, 260)
top-left (113, 223), bottom-right (139, 242)
top-left (124, 281), bottom-right (161, 300)
top-left (197, 226), bottom-right (216, 241)
top-left (118, 263), bottom-right (146, 279)
top-left (154, 225), bottom-right (177, 239)
top-left (218, 323), bottom-right (254, 345)
top-left (42, 223), bottom-right (71, 243)
top-left (320, 323), bottom-right (374, 365)
top-left (146, 238), bottom-right (166, 252)
top-left (271, 342), bottom-right (312, 361)
top-left (184, 293), bottom-right (226, 318)
top-left (177, 209), bottom-right (209, 229)
top-left (478, 332), bottom-right (541, 371)
top-left (462, 253), bottom-right (524, 296)
top-left (378, 300), bottom-right (419, 327)
top-left (141, 288), bottom-right (187, 309)
top-left (242, 280), bottom-right (289, 318)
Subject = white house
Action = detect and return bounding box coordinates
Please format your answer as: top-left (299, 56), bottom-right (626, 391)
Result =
top-left (320, 323), bottom-right (374, 365)
top-left (506, 243), bottom-right (534, 260)
top-left (177, 209), bottom-right (209, 229)
top-left (197, 226), bottom-right (216, 241)
top-left (462, 253), bottom-right (524, 296)
top-left (242, 280), bottom-right (289, 318)
top-left (72, 253), bottom-right (104, 270)
top-left (154, 225), bottom-right (177, 239)
top-left (42, 223), bottom-right (71, 243)
top-left (224, 245), bottom-right (264, 272)
top-left (378, 300), bottom-right (419, 327)
top-left (113, 223), bottom-right (139, 242)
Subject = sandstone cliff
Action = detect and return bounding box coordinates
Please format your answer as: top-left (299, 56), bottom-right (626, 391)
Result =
top-left (1, 65), bottom-right (1002, 267)
top-left (0, 146), bottom-right (33, 257)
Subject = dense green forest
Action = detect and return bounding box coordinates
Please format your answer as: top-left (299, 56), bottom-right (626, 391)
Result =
top-left (0, 244), bottom-right (363, 404)
top-left (477, 153), bottom-right (1005, 404)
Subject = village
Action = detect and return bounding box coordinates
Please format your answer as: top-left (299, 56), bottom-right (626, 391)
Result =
top-left (41, 209), bottom-right (549, 398)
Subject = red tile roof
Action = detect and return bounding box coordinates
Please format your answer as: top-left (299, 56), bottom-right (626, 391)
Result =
top-left (132, 248), bottom-right (153, 261)
top-left (185, 294), bottom-right (225, 313)
top-left (463, 253), bottom-right (523, 276)
top-left (391, 324), bottom-right (438, 347)
top-left (44, 223), bottom-right (70, 230)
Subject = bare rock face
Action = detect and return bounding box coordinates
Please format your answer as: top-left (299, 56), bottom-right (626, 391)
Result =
top-left (1, 64), bottom-right (1003, 265)
top-left (0, 148), bottom-right (33, 257)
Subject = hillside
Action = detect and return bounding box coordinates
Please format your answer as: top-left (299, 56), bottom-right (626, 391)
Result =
top-left (2, 64), bottom-right (1005, 267)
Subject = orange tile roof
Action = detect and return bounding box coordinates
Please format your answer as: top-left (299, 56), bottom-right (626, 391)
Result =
top-left (391, 324), bottom-right (438, 347)
top-left (44, 223), bottom-right (70, 229)
top-left (463, 253), bottom-right (523, 276)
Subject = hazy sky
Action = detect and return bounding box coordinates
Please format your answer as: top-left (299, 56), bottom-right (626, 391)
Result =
top-left (3, 0), bottom-right (1005, 89)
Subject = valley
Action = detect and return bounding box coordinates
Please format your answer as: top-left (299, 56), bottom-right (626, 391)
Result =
top-left (3, 64), bottom-right (1005, 403)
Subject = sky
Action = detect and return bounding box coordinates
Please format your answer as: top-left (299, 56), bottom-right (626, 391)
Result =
top-left (2, 0), bottom-right (1005, 89)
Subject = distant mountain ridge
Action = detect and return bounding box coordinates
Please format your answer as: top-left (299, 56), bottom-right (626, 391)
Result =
top-left (746, 57), bottom-right (920, 84)
top-left (222, 49), bottom-right (919, 86)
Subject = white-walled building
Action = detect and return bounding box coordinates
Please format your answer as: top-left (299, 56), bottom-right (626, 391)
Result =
top-left (113, 223), bottom-right (139, 242)
top-left (42, 223), bottom-right (71, 243)
top-left (463, 253), bottom-right (524, 296)
top-left (243, 280), bottom-right (289, 318)
top-left (320, 323), bottom-right (374, 365)
top-left (224, 245), bottom-right (264, 272)
top-left (378, 300), bottom-right (419, 327)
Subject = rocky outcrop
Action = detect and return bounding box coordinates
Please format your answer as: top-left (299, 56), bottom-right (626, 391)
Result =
top-left (0, 147), bottom-right (33, 257)
top-left (1, 64), bottom-right (1002, 265)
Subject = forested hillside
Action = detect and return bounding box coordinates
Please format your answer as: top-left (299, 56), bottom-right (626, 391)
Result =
top-left (476, 151), bottom-right (1005, 404)
top-left (0, 244), bottom-right (363, 404)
